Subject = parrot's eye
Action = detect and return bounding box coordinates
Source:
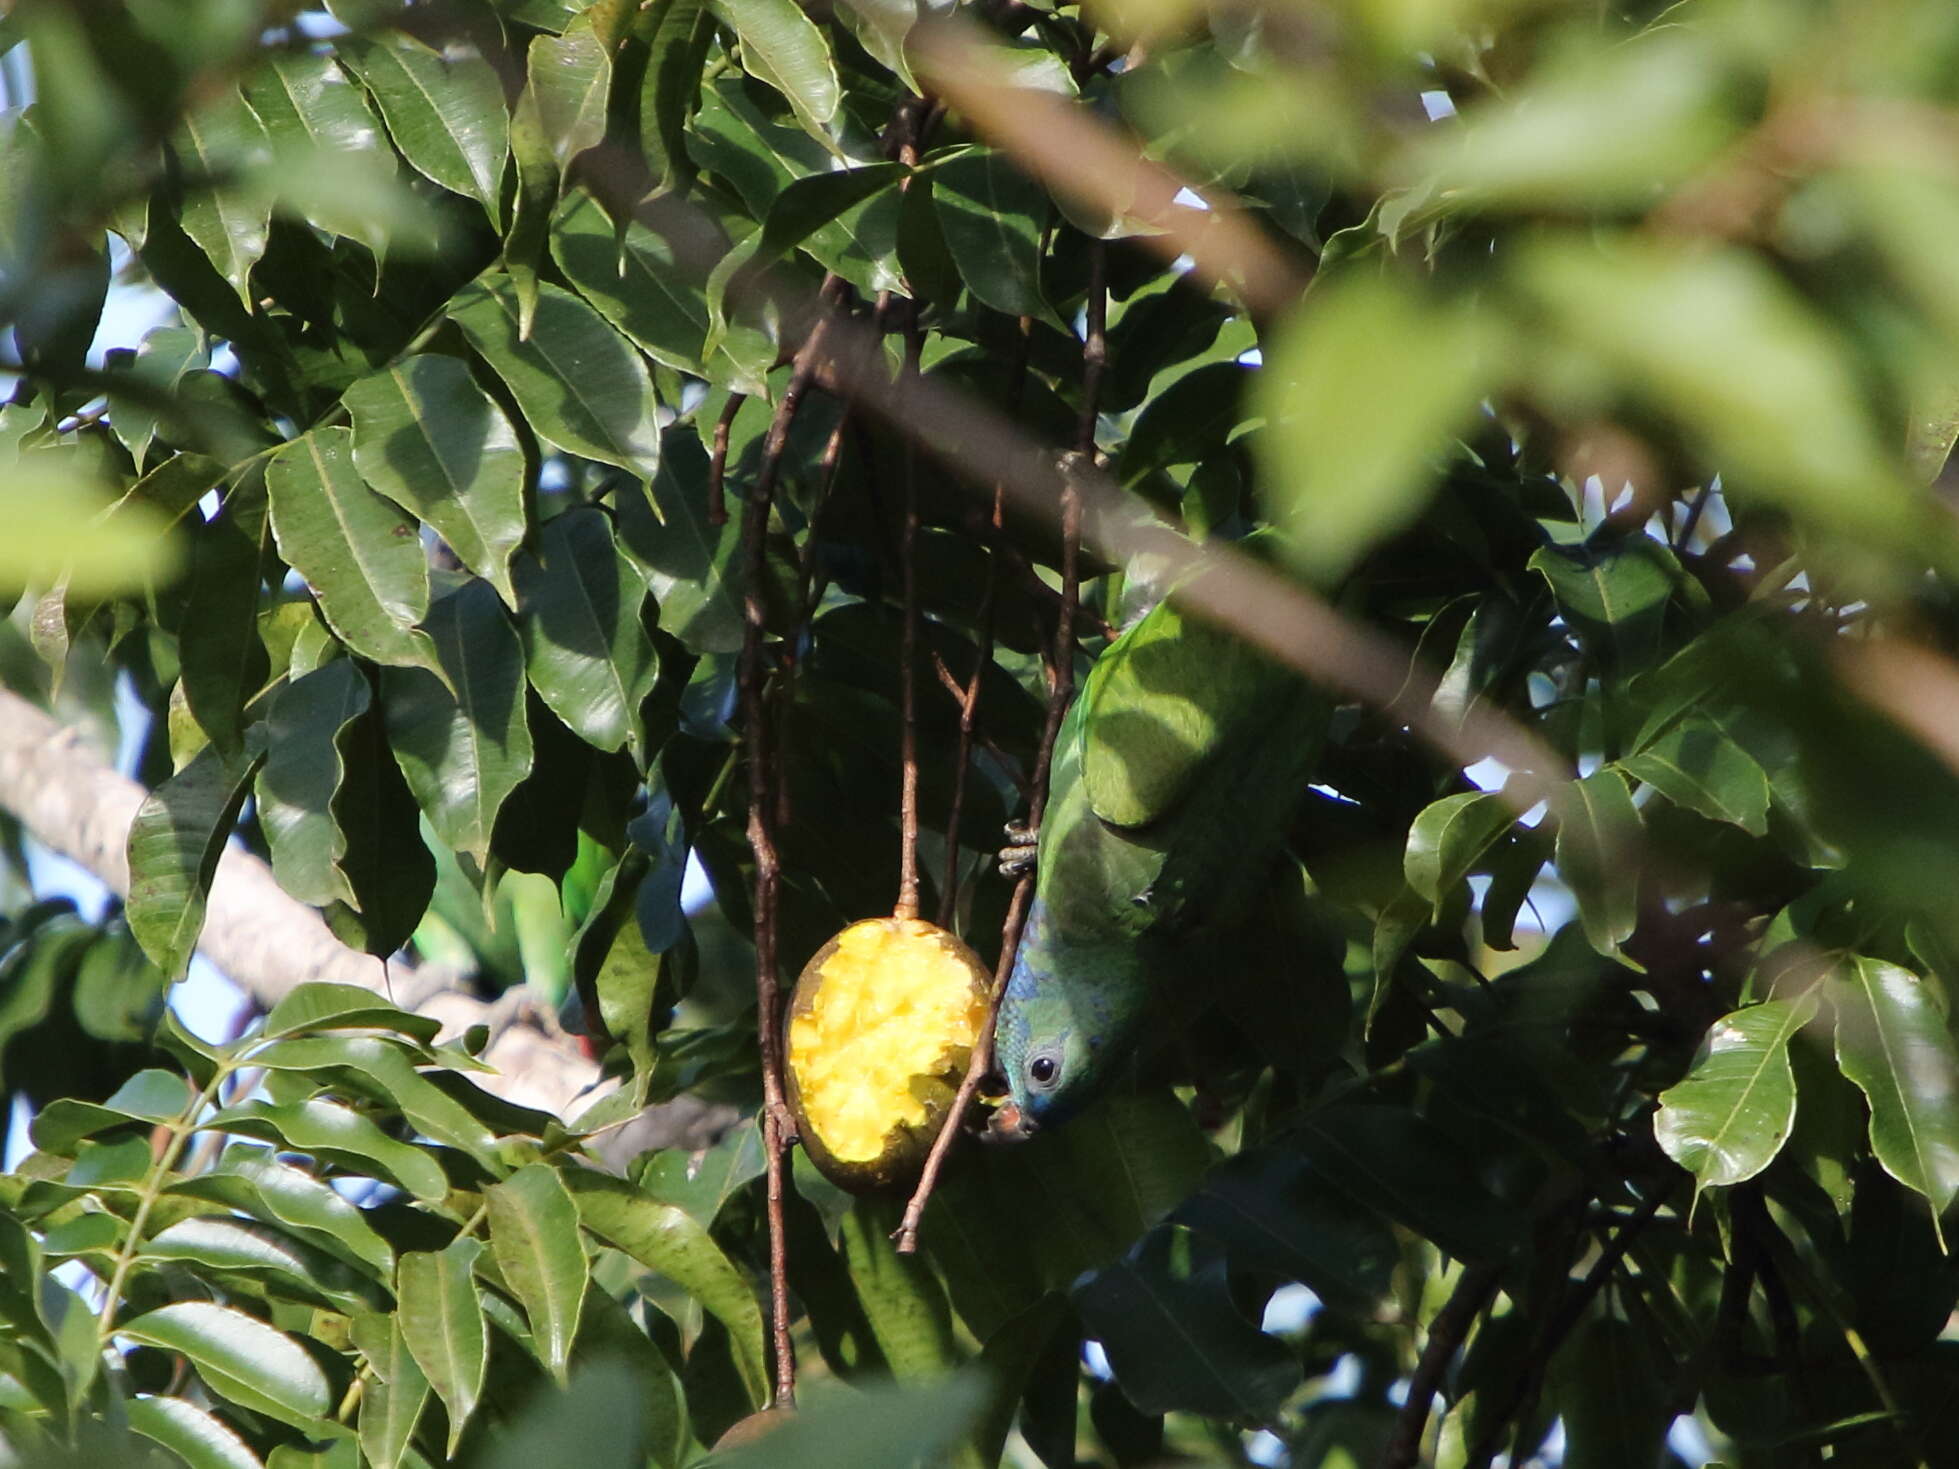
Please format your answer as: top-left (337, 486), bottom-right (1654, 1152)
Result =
top-left (1028, 1054), bottom-right (1059, 1087)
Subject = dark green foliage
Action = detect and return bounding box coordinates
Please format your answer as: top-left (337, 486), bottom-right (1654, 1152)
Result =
top-left (6, 0), bottom-right (1959, 1466)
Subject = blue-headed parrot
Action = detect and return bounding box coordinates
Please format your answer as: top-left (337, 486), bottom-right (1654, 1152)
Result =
top-left (991, 587), bottom-right (1327, 1133)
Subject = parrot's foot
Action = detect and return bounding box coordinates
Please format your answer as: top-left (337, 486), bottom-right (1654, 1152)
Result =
top-left (998, 820), bottom-right (1038, 879)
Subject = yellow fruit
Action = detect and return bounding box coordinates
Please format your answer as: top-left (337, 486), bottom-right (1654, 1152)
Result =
top-left (785, 917), bottom-right (991, 1192)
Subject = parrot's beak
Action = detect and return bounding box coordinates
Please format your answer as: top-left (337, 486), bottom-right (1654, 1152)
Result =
top-left (983, 1100), bottom-right (1040, 1143)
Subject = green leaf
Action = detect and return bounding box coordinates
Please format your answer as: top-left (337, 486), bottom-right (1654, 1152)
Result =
top-left (398, 1238), bottom-right (488, 1455)
top-left (141, 1217), bottom-right (382, 1313)
top-left (266, 428), bottom-right (443, 678)
top-left (1173, 1145), bottom-right (1381, 1316)
top-left (839, 1196), bottom-right (959, 1380)
top-left (171, 90), bottom-right (272, 308)
top-left (342, 35), bottom-right (508, 221)
top-left (1257, 271), bottom-right (1494, 584)
top-left (106, 325), bottom-right (209, 469)
top-left (0, 448), bottom-right (180, 597)
top-left (615, 427), bottom-right (744, 654)
top-left (931, 148), bottom-right (1049, 320)
top-left (562, 1167), bottom-right (768, 1408)
top-left (126, 741), bottom-right (264, 981)
top-left (259, 981), bottom-right (443, 1043)
top-left (527, 19), bottom-right (611, 168)
top-left (486, 1164), bottom-right (589, 1384)
top-left (1622, 716), bottom-right (1771, 836)
top-left (1072, 1226), bottom-right (1301, 1420)
top-left (639, 0), bottom-right (712, 190)
top-left (1411, 30), bottom-right (1734, 209)
top-left (450, 274), bottom-right (662, 474)
top-left (513, 507), bottom-right (659, 756)
top-left (345, 355), bottom-right (527, 609)
top-left (201, 1098), bottom-right (450, 1203)
top-left (118, 1303), bottom-right (331, 1431)
top-left (635, 1118), bottom-right (765, 1228)
top-left (31, 1069), bottom-right (191, 1152)
top-left (169, 1144), bottom-right (395, 1277)
top-left (382, 579), bottom-right (534, 866)
top-left (1831, 957), bottom-right (1959, 1244)
top-left (1404, 791), bottom-right (1515, 921)
top-left (552, 192), bottom-right (711, 375)
top-left (709, 1375), bottom-right (988, 1469)
top-left (179, 475), bottom-right (273, 757)
top-left (1527, 534), bottom-right (1683, 674)
top-left (709, 0), bottom-right (840, 132)
top-left (1548, 1314), bottom-right (1674, 1469)
top-left (244, 1035), bottom-right (502, 1170)
top-left (1550, 769), bottom-right (1642, 960)
top-left (1298, 1106), bottom-right (1527, 1264)
top-left (1514, 236), bottom-right (1934, 559)
top-left (256, 659), bottom-right (372, 908)
top-left (352, 1313), bottom-right (428, 1469)
top-left (1655, 993), bottom-right (1819, 1195)
top-left (243, 52), bottom-right (383, 163)
top-left (126, 1395), bottom-right (265, 1469)
top-left (476, 1357), bottom-right (650, 1469)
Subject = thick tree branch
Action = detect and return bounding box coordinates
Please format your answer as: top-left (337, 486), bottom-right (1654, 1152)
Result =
top-left (0, 690), bottom-right (600, 1116)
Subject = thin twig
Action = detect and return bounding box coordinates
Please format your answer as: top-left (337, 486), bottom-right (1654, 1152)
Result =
top-left (937, 317), bottom-right (1033, 930)
top-left (738, 319), bottom-right (835, 1410)
top-left (708, 393), bottom-right (743, 527)
top-left (895, 278), bottom-right (1098, 1254)
top-left (894, 299), bottom-right (924, 922)
top-left (1463, 1185), bottom-right (1670, 1469)
top-left (1377, 1261), bottom-right (1501, 1469)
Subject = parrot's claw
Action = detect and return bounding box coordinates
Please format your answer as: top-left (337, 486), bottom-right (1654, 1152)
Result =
top-left (998, 820), bottom-right (1039, 879)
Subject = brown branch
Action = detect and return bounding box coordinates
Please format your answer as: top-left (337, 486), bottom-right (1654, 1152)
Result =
top-left (738, 314), bottom-right (837, 1410)
top-left (708, 393), bottom-right (743, 527)
top-left (894, 300), bottom-right (924, 922)
top-left (1377, 1261), bottom-right (1501, 1469)
top-left (894, 301), bottom-right (1096, 1254)
top-left (1463, 1185), bottom-right (1670, 1469)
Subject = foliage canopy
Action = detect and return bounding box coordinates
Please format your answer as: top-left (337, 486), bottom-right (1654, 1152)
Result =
top-left (7, 0), bottom-right (1959, 1466)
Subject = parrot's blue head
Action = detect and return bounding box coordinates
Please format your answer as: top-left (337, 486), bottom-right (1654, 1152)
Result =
top-left (990, 905), bottom-right (1125, 1135)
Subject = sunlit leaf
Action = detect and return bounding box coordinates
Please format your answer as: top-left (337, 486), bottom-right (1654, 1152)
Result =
top-left (118, 1303), bottom-right (330, 1430)
top-left (1655, 993), bottom-right (1819, 1194)
top-left (397, 1238), bottom-right (488, 1455)
top-left (486, 1164), bottom-right (589, 1384)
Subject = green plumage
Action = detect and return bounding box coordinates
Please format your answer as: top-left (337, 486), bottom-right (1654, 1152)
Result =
top-left (993, 591), bottom-right (1325, 1129)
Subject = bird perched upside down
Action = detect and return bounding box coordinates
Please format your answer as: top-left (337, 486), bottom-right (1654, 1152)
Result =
top-left (991, 586), bottom-right (1327, 1134)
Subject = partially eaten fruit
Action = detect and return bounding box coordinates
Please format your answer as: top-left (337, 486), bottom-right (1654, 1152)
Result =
top-left (785, 917), bottom-right (991, 1192)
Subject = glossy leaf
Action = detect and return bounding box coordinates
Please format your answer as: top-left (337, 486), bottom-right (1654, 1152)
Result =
top-left (244, 1034), bottom-right (501, 1169)
top-left (1404, 790), bottom-right (1515, 921)
top-left (118, 1303), bottom-right (331, 1430)
top-left (1655, 993), bottom-right (1818, 1194)
top-left (258, 981), bottom-right (443, 1043)
top-left (450, 274), bottom-right (662, 474)
top-left (931, 148), bottom-right (1048, 319)
top-left (126, 1395), bottom-right (265, 1469)
top-left (382, 579), bottom-right (534, 865)
top-left (1258, 272), bottom-right (1494, 583)
top-left (485, 1164), bottom-right (589, 1384)
top-left (615, 427), bottom-right (744, 654)
top-left (171, 91), bottom-right (271, 307)
top-left (343, 35), bottom-right (508, 220)
top-left (352, 1313), bottom-right (428, 1469)
top-left (562, 1168), bottom-right (769, 1408)
top-left (397, 1238), bottom-right (488, 1454)
top-left (1550, 769), bottom-right (1642, 960)
top-left (527, 19), bottom-right (611, 168)
top-left (126, 742), bottom-right (263, 981)
top-left (169, 1144), bottom-right (395, 1276)
top-left (839, 1196), bottom-right (959, 1380)
top-left (266, 428), bottom-right (443, 678)
top-left (552, 192), bottom-right (711, 374)
top-left (345, 355), bottom-right (527, 608)
top-left (256, 659), bottom-right (372, 908)
top-left (1073, 1226), bottom-right (1300, 1420)
top-left (513, 507), bottom-right (659, 755)
top-left (709, 0), bottom-right (840, 132)
top-left (1528, 534), bottom-right (1682, 673)
top-left (1622, 716), bottom-right (1772, 837)
top-left (141, 1217), bottom-right (380, 1313)
top-left (178, 476), bottom-right (273, 757)
top-left (201, 1097), bottom-right (449, 1203)
top-left (1832, 957), bottom-right (1959, 1242)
